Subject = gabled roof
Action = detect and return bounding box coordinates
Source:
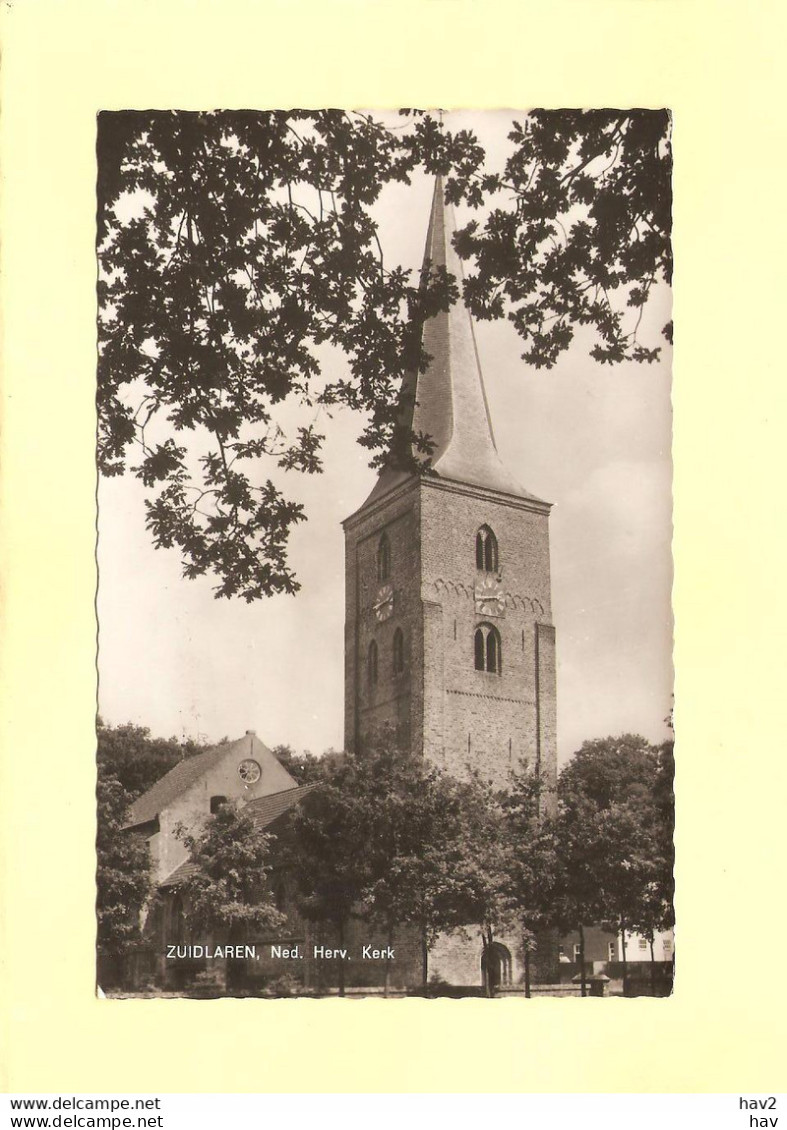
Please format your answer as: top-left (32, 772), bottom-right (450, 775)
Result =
top-left (354, 177), bottom-right (544, 515)
top-left (158, 783), bottom-right (319, 889)
top-left (244, 783), bottom-right (319, 830)
top-left (160, 859), bottom-right (199, 889)
top-left (124, 732), bottom-right (296, 829)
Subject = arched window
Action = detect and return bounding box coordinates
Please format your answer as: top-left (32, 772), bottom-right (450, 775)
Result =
top-left (475, 525), bottom-right (499, 573)
top-left (474, 623), bottom-right (502, 674)
top-left (474, 628), bottom-right (485, 670)
top-left (377, 533), bottom-right (391, 582)
top-left (392, 627), bottom-right (404, 675)
top-left (368, 639), bottom-right (378, 685)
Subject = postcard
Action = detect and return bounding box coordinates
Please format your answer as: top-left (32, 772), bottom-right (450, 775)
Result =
top-left (1, 0), bottom-right (784, 1097)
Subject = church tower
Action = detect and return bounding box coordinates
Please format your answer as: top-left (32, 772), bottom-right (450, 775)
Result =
top-left (343, 178), bottom-right (557, 799)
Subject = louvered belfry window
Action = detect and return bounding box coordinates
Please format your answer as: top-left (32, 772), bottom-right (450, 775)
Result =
top-left (475, 525), bottom-right (498, 572)
top-left (377, 533), bottom-right (391, 582)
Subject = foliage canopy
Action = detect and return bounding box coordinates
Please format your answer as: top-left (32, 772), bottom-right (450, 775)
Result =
top-left (98, 109), bottom-right (671, 600)
top-left (95, 772), bottom-right (152, 956)
top-left (175, 802), bottom-right (286, 938)
top-left (555, 733), bottom-right (675, 944)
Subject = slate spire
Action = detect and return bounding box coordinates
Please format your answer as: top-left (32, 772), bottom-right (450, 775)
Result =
top-left (360, 177), bottom-right (539, 509)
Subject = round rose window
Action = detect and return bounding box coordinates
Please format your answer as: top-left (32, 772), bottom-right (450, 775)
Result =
top-left (238, 758), bottom-right (261, 784)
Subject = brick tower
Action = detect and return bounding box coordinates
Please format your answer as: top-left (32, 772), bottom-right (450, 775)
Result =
top-left (343, 178), bottom-right (557, 802)
top-left (342, 177), bottom-right (559, 987)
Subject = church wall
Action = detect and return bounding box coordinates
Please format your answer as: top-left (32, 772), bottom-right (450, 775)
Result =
top-left (152, 747), bottom-right (296, 883)
top-left (421, 599), bottom-right (445, 759)
top-left (428, 928), bottom-right (559, 988)
top-left (343, 481), bottom-right (424, 754)
top-left (344, 476), bottom-right (557, 792)
top-left (428, 929), bottom-right (487, 987)
top-left (428, 929), bottom-right (526, 988)
top-left (305, 917), bottom-right (424, 992)
top-left (342, 475), bottom-right (559, 987)
top-left (418, 480), bottom-right (557, 791)
top-left (536, 622), bottom-right (558, 815)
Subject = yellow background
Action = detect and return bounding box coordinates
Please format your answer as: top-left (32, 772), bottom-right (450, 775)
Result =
top-left (2, 0), bottom-right (785, 1093)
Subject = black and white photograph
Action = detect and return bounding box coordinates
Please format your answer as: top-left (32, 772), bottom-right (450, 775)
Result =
top-left (95, 108), bottom-right (674, 999)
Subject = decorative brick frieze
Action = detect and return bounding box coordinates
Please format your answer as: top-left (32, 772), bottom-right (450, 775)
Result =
top-left (447, 690), bottom-right (528, 705)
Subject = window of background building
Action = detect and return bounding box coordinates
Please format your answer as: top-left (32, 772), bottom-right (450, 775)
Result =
top-left (368, 639), bottom-right (378, 685)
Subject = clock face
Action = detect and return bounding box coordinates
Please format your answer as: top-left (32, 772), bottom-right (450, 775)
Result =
top-left (238, 758), bottom-right (261, 784)
top-left (474, 575), bottom-right (505, 617)
top-left (372, 583), bottom-right (394, 622)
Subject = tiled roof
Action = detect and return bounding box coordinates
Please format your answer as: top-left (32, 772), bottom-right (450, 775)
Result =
top-left (124, 733), bottom-right (293, 829)
top-left (244, 783), bottom-right (319, 830)
top-left (157, 783), bottom-right (319, 889)
top-left (159, 860), bottom-right (199, 889)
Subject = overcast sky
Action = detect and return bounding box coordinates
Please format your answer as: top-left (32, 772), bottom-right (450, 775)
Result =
top-left (97, 111), bottom-right (673, 765)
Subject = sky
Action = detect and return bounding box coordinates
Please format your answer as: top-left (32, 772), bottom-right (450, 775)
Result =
top-left (96, 111), bottom-right (673, 765)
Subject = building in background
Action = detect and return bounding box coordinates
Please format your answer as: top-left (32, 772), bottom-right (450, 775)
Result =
top-left (119, 732), bottom-right (315, 990)
top-left (559, 926), bottom-right (675, 996)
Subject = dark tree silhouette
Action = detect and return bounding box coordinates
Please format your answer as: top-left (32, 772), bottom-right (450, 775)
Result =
top-left (98, 109), bottom-right (671, 599)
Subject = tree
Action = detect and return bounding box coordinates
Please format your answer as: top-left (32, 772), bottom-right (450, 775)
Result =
top-left (625, 738), bottom-right (675, 994)
top-left (551, 792), bottom-right (607, 997)
top-left (271, 743), bottom-right (324, 785)
top-left (288, 739), bottom-right (472, 995)
top-left (97, 109), bottom-right (671, 600)
top-left (441, 773), bottom-right (519, 997)
top-left (350, 745), bottom-right (496, 996)
top-left (96, 719), bottom-right (206, 980)
top-left (97, 717), bottom-right (208, 800)
top-left (286, 749), bottom-right (367, 996)
top-left (501, 768), bottom-right (559, 996)
top-left (97, 110), bottom-right (450, 602)
top-left (445, 110), bottom-right (672, 367)
top-left (95, 772), bottom-right (152, 975)
top-left (175, 802), bottom-right (287, 990)
top-left (651, 737), bottom-right (676, 935)
top-left (555, 733), bottom-right (674, 996)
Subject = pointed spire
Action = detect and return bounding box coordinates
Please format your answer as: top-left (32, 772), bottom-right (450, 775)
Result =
top-left (359, 177), bottom-right (540, 510)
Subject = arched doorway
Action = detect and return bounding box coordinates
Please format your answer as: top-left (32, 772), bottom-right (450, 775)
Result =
top-left (481, 942), bottom-right (512, 993)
